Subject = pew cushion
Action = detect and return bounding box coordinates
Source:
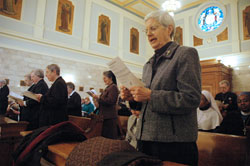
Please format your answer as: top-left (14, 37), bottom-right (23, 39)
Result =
top-left (66, 136), bottom-right (136, 166)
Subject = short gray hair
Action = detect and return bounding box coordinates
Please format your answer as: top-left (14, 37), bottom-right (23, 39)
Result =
top-left (144, 10), bottom-right (176, 39)
top-left (47, 64), bottom-right (60, 75)
top-left (32, 69), bottom-right (44, 78)
top-left (219, 80), bottom-right (230, 87)
top-left (0, 79), bottom-right (6, 85)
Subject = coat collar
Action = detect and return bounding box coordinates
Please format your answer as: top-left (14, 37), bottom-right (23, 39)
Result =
top-left (146, 42), bottom-right (179, 64)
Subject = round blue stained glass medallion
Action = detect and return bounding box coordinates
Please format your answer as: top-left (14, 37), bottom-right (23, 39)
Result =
top-left (198, 6), bottom-right (224, 32)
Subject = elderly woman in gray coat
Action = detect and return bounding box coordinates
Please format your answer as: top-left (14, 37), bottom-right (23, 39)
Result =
top-left (121, 10), bottom-right (201, 165)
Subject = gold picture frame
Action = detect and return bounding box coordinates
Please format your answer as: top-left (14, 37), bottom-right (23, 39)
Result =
top-left (0, 0), bottom-right (22, 20)
top-left (97, 14), bottom-right (111, 45)
top-left (56, 0), bottom-right (74, 35)
top-left (217, 27), bottom-right (228, 42)
top-left (243, 6), bottom-right (250, 40)
top-left (174, 26), bottom-right (183, 46)
top-left (193, 35), bottom-right (203, 46)
top-left (130, 27), bottom-right (139, 54)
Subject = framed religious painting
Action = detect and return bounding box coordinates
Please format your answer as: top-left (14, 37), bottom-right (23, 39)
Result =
top-left (243, 6), bottom-right (250, 40)
top-left (56, 0), bottom-right (74, 35)
top-left (174, 26), bottom-right (183, 45)
top-left (130, 27), bottom-right (139, 54)
top-left (97, 14), bottom-right (110, 46)
top-left (0, 0), bottom-right (22, 20)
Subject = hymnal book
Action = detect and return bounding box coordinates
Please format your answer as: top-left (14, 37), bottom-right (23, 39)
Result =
top-left (107, 57), bottom-right (144, 88)
top-left (8, 92), bottom-right (24, 102)
top-left (22, 91), bottom-right (38, 101)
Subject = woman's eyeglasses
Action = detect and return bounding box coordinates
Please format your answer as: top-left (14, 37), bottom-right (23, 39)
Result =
top-left (143, 25), bottom-right (161, 35)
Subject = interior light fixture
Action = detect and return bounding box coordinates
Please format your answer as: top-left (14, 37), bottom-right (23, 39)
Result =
top-left (161, 0), bottom-right (181, 16)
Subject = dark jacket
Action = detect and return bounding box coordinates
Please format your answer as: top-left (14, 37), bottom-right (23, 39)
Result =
top-left (215, 111), bottom-right (250, 136)
top-left (25, 79), bottom-right (48, 130)
top-left (136, 42), bottom-right (201, 142)
top-left (20, 84), bottom-right (35, 121)
top-left (39, 77), bottom-right (68, 127)
top-left (99, 83), bottom-right (119, 120)
top-left (215, 92), bottom-right (238, 112)
top-left (67, 91), bottom-right (82, 116)
top-left (0, 84), bottom-right (9, 115)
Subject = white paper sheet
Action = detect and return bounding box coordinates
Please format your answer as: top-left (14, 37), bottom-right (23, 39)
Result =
top-left (8, 92), bottom-right (24, 102)
top-left (107, 57), bottom-right (144, 88)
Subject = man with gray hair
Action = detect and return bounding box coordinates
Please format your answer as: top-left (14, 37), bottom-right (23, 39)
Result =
top-left (215, 80), bottom-right (238, 117)
top-left (36, 64), bottom-right (68, 127)
top-left (0, 79), bottom-right (9, 115)
top-left (18, 69), bottom-right (48, 130)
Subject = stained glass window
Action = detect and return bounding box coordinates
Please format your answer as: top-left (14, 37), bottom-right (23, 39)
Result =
top-left (198, 6), bottom-right (224, 32)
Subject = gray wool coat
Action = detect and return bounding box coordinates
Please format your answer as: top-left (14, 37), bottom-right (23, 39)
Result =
top-left (136, 42), bottom-right (201, 143)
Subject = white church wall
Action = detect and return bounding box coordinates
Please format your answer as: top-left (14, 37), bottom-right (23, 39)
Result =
top-left (0, 0), bottom-right (146, 70)
top-left (0, 47), bottom-right (106, 98)
top-left (0, 0), bottom-right (145, 91)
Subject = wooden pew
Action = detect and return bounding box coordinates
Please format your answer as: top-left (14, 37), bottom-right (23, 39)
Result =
top-left (197, 131), bottom-right (249, 166)
top-left (45, 116), bottom-right (184, 166)
top-left (68, 115), bottom-right (103, 139)
top-left (20, 115), bottom-right (103, 138)
top-left (0, 115), bottom-right (28, 166)
top-left (46, 131), bottom-right (249, 166)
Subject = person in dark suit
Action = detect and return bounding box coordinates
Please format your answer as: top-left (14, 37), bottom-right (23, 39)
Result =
top-left (0, 79), bottom-right (9, 115)
top-left (215, 92), bottom-right (250, 136)
top-left (215, 80), bottom-right (238, 117)
top-left (121, 10), bottom-right (201, 165)
top-left (19, 73), bottom-right (34, 121)
top-left (37, 64), bottom-right (68, 127)
top-left (18, 69), bottom-right (48, 130)
top-left (92, 71), bottom-right (119, 139)
top-left (66, 82), bottom-right (82, 117)
top-left (7, 74), bottom-right (34, 121)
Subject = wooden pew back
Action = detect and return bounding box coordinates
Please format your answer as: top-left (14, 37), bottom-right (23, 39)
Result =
top-left (68, 115), bottom-right (103, 139)
top-left (0, 116), bottom-right (28, 166)
top-left (68, 115), bottom-right (91, 130)
top-left (197, 131), bottom-right (248, 166)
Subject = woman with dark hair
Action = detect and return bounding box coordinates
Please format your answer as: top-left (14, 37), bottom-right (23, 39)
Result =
top-left (92, 70), bottom-right (119, 139)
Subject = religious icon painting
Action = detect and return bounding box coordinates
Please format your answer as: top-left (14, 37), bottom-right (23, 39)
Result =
top-left (130, 27), bottom-right (139, 54)
top-left (56, 0), bottom-right (74, 35)
top-left (0, 0), bottom-right (23, 20)
top-left (97, 14), bottom-right (111, 46)
top-left (243, 6), bottom-right (250, 40)
top-left (174, 26), bottom-right (183, 46)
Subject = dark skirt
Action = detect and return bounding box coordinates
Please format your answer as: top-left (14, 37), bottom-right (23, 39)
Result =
top-left (138, 141), bottom-right (198, 166)
top-left (102, 118), bottom-right (118, 139)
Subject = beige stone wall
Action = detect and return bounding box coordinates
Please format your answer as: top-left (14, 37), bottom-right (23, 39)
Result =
top-left (232, 65), bottom-right (250, 92)
top-left (0, 47), bottom-right (107, 98)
